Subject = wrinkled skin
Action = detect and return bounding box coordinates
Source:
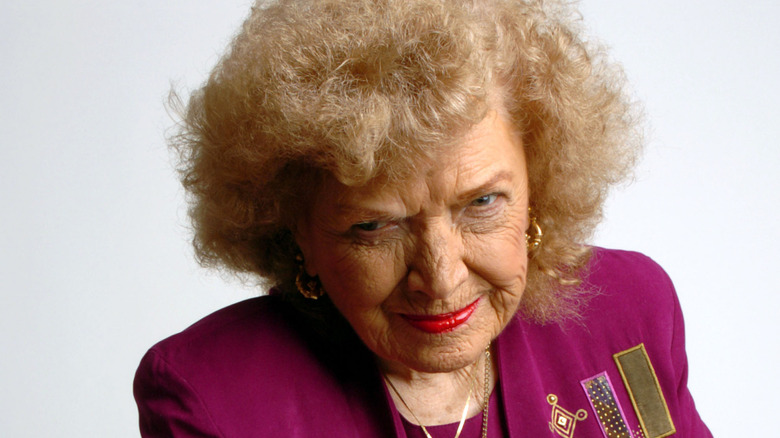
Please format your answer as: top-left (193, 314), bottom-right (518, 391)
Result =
top-left (296, 112), bottom-right (530, 383)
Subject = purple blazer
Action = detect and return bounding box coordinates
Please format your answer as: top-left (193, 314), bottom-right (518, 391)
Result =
top-left (134, 248), bottom-right (711, 437)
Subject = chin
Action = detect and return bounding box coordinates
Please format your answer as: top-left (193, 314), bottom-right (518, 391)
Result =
top-left (394, 330), bottom-right (493, 373)
top-left (407, 349), bottom-right (482, 374)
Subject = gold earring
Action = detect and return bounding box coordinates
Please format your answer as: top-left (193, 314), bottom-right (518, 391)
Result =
top-left (295, 254), bottom-right (323, 300)
top-left (525, 209), bottom-right (543, 251)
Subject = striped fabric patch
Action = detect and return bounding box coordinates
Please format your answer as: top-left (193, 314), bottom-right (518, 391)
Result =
top-left (580, 372), bottom-right (634, 438)
top-left (613, 344), bottom-right (675, 438)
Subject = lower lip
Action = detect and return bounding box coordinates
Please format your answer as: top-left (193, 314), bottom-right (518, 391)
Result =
top-left (401, 299), bottom-right (480, 334)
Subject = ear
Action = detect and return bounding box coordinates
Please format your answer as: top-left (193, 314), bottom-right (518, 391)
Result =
top-left (293, 221), bottom-right (319, 277)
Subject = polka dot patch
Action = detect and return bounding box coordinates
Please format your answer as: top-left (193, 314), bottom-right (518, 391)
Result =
top-left (580, 372), bottom-right (634, 438)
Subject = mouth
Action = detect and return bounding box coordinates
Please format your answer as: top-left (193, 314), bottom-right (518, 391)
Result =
top-left (401, 298), bottom-right (480, 334)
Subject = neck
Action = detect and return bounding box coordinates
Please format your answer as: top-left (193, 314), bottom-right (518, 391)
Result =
top-left (381, 346), bottom-right (496, 426)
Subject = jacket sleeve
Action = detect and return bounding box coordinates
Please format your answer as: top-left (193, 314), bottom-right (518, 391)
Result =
top-left (133, 349), bottom-right (223, 438)
top-left (666, 273), bottom-right (713, 437)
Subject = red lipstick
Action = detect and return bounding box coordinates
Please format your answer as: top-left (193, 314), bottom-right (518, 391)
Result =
top-left (401, 299), bottom-right (480, 334)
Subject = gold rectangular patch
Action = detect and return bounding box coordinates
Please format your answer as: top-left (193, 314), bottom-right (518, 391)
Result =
top-left (613, 344), bottom-right (675, 438)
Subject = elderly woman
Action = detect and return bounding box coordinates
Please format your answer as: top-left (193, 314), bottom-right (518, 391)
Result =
top-left (135, 0), bottom-right (711, 437)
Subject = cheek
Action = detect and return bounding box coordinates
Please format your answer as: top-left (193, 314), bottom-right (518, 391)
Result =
top-left (468, 225), bottom-right (528, 291)
top-left (469, 229), bottom-right (527, 330)
top-left (314, 243), bottom-right (405, 315)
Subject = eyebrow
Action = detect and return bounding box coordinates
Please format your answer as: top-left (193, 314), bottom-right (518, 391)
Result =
top-left (333, 196), bottom-right (401, 221)
top-left (333, 205), bottom-right (396, 221)
top-left (456, 170), bottom-right (514, 203)
top-left (332, 170), bottom-right (516, 219)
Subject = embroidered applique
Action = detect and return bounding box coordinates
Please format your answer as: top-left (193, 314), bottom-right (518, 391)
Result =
top-left (547, 394), bottom-right (588, 438)
top-left (580, 372), bottom-right (634, 438)
top-left (613, 344), bottom-right (676, 438)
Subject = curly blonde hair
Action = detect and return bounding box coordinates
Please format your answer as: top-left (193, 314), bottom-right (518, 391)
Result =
top-left (172, 0), bottom-right (640, 323)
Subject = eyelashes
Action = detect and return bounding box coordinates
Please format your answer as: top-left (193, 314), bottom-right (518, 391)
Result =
top-left (348, 220), bottom-right (398, 246)
top-left (353, 221), bottom-right (390, 232)
top-left (470, 193), bottom-right (498, 208)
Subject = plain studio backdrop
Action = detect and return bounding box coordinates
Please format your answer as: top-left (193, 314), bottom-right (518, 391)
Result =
top-left (1, 0), bottom-right (777, 436)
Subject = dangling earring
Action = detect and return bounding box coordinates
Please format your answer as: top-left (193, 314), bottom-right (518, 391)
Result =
top-left (295, 254), bottom-right (323, 300)
top-left (525, 208), bottom-right (543, 251)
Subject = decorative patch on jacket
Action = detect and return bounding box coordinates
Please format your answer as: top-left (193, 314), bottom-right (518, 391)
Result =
top-left (547, 394), bottom-right (588, 438)
top-left (580, 372), bottom-right (634, 438)
top-left (613, 344), bottom-right (676, 438)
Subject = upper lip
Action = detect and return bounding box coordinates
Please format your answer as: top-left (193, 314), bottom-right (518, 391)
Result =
top-left (401, 298), bottom-right (480, 320)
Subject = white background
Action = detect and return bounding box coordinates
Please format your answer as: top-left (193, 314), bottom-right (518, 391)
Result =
top-left (1, 0), bottom-right (777, 436)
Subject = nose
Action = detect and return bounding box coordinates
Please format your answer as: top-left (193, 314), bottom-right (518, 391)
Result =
top-left (406, 221), bottom-right (468, 300)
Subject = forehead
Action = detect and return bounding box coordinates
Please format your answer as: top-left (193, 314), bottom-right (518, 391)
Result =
top-left (317, 112), bottom-right (525, 212)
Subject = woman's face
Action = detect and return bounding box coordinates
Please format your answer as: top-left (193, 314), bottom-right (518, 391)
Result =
top-left (296, 112), bottom-right (529, 373)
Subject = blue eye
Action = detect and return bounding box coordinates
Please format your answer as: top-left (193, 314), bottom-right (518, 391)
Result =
top-left (471, 194), bottom-right (498, 206)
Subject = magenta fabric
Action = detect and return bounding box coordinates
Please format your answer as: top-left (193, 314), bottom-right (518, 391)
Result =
top-left (134, 248), bottom-right (712, 437)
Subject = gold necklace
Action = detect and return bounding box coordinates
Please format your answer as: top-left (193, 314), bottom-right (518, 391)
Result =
top-left (481, 347), bottom-right (490, 438)
top-left (384, 345), bottom-right (491, 438)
